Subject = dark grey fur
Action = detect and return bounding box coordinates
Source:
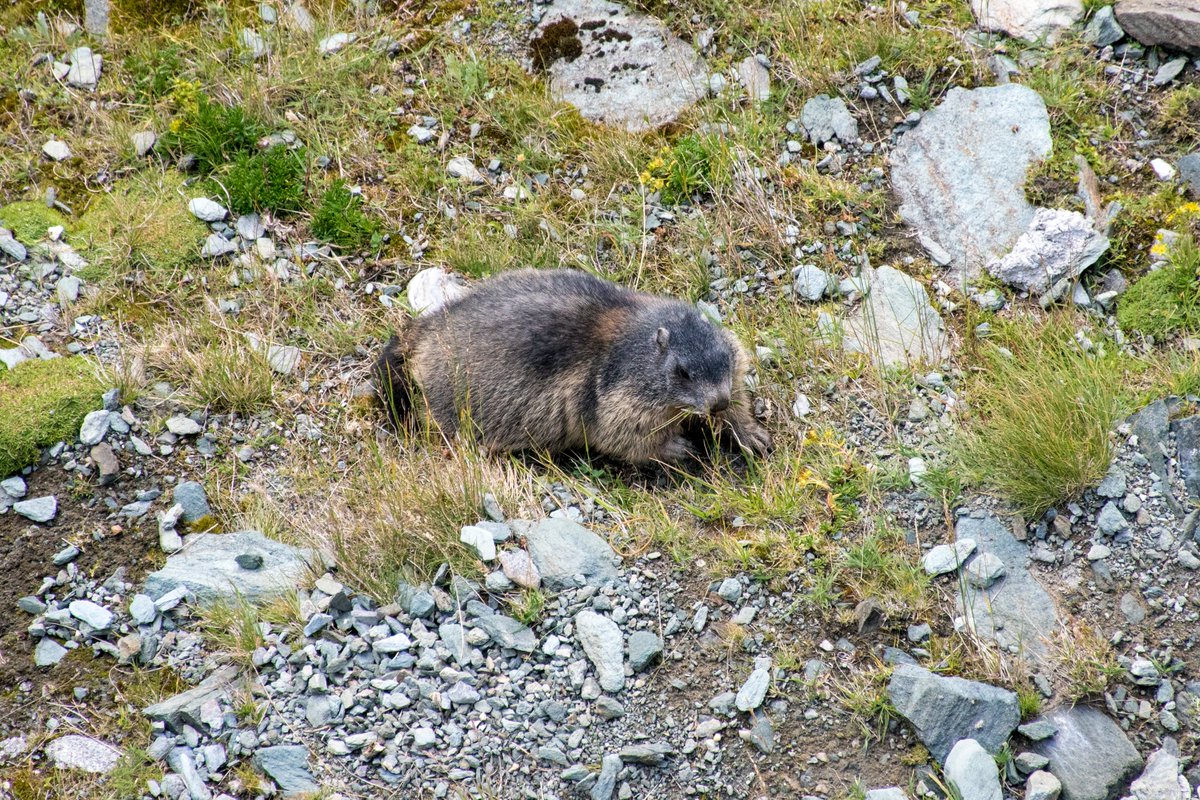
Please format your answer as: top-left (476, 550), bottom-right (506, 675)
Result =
top-left (375, 268), bottom-right (770, 464)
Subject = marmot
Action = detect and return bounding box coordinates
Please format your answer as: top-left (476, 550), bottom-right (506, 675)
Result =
top-left (375, 268), bottom-right (771, 464)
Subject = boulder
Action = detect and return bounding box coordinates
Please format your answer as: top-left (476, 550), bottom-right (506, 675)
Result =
top-left (1027, 705), bottom-right (1143, 800)
top-left (970, 0), bottom-right (1083, 42)
top-left (891, 85), bottom-right (1051, 282)
top-left (887, 662), bottom-right (1020, 763)
top-left (532, 0), bottom-right (708, 132)
top-left (1115, 0), bottom-right (1200, 54)
top-left (842, 266), bottom-right (948, 368)
top-left (142, 530), bottom-right (314, 605)
top-left (524, 518), bottom-right (619, 589)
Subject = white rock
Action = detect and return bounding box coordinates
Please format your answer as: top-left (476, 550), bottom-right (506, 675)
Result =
top-left (131, 130), bottom-right (157, 157)
top-left (241, 27), bottom-right (267, 58)
top-left (843, 266), bottom-right (948, 368)
top-left (908, 457), bottom-right (928, 485)
top-left (283, 2), bottom-right (314, 33)
top-left (793, 264), bottom-right (830, 301)
top-left (267, 344), bottom-right (301, 375)
top-left (1150, 158), bottom-right (1177, 181)
top-left (447, 156), bottom-right (486, 184)
top-left (69, 599), bottom-right (114, 629)
top-left (44, 735), bottom-right (121, 774)
top-left (460, 525), bottom-right (497, 562)
top-left (165, 416), bottom-right (203, 436)
top-left (188, 197), bottom-right (228, 222)
top-left (200, 234), bottom-right (237, 258)
top-left (945, 738), bottom-right (1002, 800)
top-left (737, 56), bottom-right (771, 102)
top-left (318, 32), bottom-right (356, 55)
top-left (965, 552), bottom-right (1007, 588)
top-left (42, 140), bottom-right (71, 161)
top-left (66, 47), bottom-right (102, 88)
top-left (923, 538), bottom-right (977, 575)
top-left (406, 267), bottom-right (469, 316)
top-left (970, 0), bottom-right (1082, 43)
top-left (1025, 771), bottom-right (1061, 800)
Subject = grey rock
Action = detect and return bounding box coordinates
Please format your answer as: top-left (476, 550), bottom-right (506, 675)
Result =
top-left (129, 594), bottom-right (158, 625)
top-left (405, 267), bottom-right (469, 316)
top-left (1, 476), bottom-right (26, 498)
top-left (735, 667), bottom-right (770, 711)
top-left (44, 735), bottom-right (121, 774)
top-left (460, 525), bottom-right (497, 561)
top-left (986, 208), bottom-right (1108, 296)
top-left (1026, 771), bottom-right (1063, 800)
top-left (0, 234), bottom-right (26, 261)
top-left (945, 739), bottom-right (1002, 800)
top-left (533, 0), bottom-right (708, 132)
top-left (439, 622), bottom-right (470, 665)
top-left (188, 198), bottom-right (227, 223)
top-left (318, 31), bottom-right (356, 55)
top-left (591, 753), bottom-right (621, 800)
top-left (887, 662), bottom-right (1020, 763)
top-left (57, 275), bottom-right (81, 305)
top-left (52, 544), bottom-right (80, 566)
top-left (1020, 720), bottom-right (1059, 741)
top-left (18, 596), bottom-right (46, 614)
top-left (173, 481), bottom-right (211, 523)
top-left (446, 682), bottom-right (481, 705)
top-left (84, 0), bottom-right (109, 35)
top-left (627, 630), bottom-right (663, 671)
top-left (80, 409), bottom-right (110, 445)
top-left (1180, 153), bottom-right (1200, 199)
top-left (447, 156), bottom-right (486, 184)
top-left (253, 745), bottom-right (319, 797)
top-left (1115, 0), bottom-right (1200, 55)
top-left (143, 531), bottom-right (313, 604)
top-left (305, 695), bottom-right (341, 727)
top-left (1152, 56), bottom-right (1188, 86)
top-left (745, 712), bottom-right (774, 753)
top-left (132, 130), bottom-right (156, 157)
top-left (1097, 502), bottom-right (1129, 536)
top-left (165, 416), bottom-right (203, 436)
top-left (618, 742), bottom-right (673, 765)
top-left (69, 599), bottom-right (113, 629)
top-left (955, 514), bottom-right (1059, 660)
top-left (66, 47), bottom-right (102, 88)
top-left (966, 552), bottom-right (1007, 588)
top-left (143, 666), bottom-right (240, 732)
top-left (866, 790), bottom-right (909, 800)
top-left (34, 638), bottom-right (68, 666)
top-left (498, 548), bottom-right (541, 589)
top-left (240, 27), bottom-right (267, 59)
top-left (1171, 415), bottom-right (1200, 501)
top-left (923, 539), bottom-right (977, 575)
top-left (800, 94), bottom-right (858, 145)
top-left (575, 609), bottom-right (625, 692)
top-left (235, 214), bottom-right (265, 240)
top-left (166, 747), bottom-right (211, 800)
top-left (970, 0), bottom-right (1082, 43)
top-left (793, 264), bottom-right (830, 301)
top-left (717, 577), bottom-right (742, 602)
top-left (266, 345), bottom-right (300, 375)
top-left (1130, 748), bottom-right (1189, 800)
top-left (1028, 705), bottom-right (1143, 800)
top-left (737, 56), bottom-right (770, 102)
top-left (1084, 4), bottom-right (1125, 44)
top-left (472, 613), bottom-right (537, 653)
top-left (525, 518), bottom-right (619, 589)
top-left (1131, 399), bottom-right (1170, 480)
top-left (1097, 468), bottom-right (1127, 498)
top-left (843, 266), bottom-right (948, 368)
top-left (891, 85), bottom-right (1051, 282)
top-left (14, 495), bottom-right (57, 522)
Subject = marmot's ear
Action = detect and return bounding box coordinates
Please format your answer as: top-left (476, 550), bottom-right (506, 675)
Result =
top-left (656, 327), bottom-right (670, 351)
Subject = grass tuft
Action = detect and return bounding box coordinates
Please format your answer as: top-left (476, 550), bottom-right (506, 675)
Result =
top-left (222, 145), bottom-right (307, 216)
top-left (162, 89), bottom-right (264, 174)
top-left (957, 317), bottom-right (1129, 515)
top-left (1117, 235), bottom-right (1200, 338)
top-left (311, 181), bottom-right (382, 251)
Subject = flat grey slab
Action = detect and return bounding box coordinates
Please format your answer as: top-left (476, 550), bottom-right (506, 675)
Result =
top-left (142, 530), bottom-right (315, 605)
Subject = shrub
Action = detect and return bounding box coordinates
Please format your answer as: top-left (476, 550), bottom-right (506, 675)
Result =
top-left (958, 318), bottom-right (1129, 515)
top-left (639, 135), bottom-right (724, 205)
top-left (0, 356), bottom-right (103, 477)
top-left (1117, 235), bottom-right (1200, 338)
top-left (163, 90), bottom-right (263, 173)
top-left (311, 181), bottom-right (381, 250)
top-left (223, 146), bottom-right (307, 215)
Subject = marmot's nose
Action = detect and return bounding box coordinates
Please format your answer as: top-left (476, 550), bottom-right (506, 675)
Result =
top-left (709, 396), bottom-right (729, 414)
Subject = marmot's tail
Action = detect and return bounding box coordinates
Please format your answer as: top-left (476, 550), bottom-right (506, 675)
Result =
top-left (374, 331), bottom-right (414, 426)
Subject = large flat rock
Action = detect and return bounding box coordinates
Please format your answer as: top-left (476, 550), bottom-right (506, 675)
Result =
top-left (843, 265), bottom-right (948, 368)
top-left (524, 517), bottom-right (619, 589)
top-left (142, 530), bottom-right (315, 605)
top-left (971, 0), bottom-right (1083, 43)
top-left (956, 514), bottom-right (1060, 661)
top-left (1115, 0), bottom-right (1200, 55)
top-left (891, 85), bottom-right (1051, 283)
top-left (1028, 705), bottom-right (1143, 800)
top-left (532, 0), bottom-right (708, 132)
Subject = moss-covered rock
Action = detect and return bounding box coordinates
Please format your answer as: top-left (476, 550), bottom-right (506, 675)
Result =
top-left (0, 202), bottom-right (67, 243)
top-left (75, 173), bottom-right (207, 282)
top-left (0, 356), bottom-right (103, 477)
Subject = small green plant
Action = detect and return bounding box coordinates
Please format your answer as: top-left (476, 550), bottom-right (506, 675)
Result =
top-left (0, 356), bottom-right (104, 476)
top-left (639, 135), bottom-right (723, 205)
top-left (958, 317), bottom-right (1129, 515)
top-left (508, 588), bottom-right (546, 625)
top-left (163, 89), bottom-right (264, 173)
top-left (1017, 685), bottom-right (1043, 719)
top-left (123, 45), bottom-right (183, 103)
top-left (223, 146), bottom-right (307, 215)
top-left (1117, 235), bottom-right (1200, 338)
top-left (311, 181), bottom-right (382, 250)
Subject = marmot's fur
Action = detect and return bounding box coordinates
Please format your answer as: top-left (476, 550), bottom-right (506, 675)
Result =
top-left (375, 268), bottom-right (771, 464)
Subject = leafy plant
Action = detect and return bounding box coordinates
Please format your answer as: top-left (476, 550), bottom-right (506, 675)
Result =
top-left (223, 146), bottom-right (307, 215)
top-left (311, 180), bottom-right (382, 250)
top-left (163, 90), bottom-right (264, 173)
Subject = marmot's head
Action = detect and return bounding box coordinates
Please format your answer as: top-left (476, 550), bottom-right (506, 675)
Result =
top-left (649, 310), bottom-right (734, 417)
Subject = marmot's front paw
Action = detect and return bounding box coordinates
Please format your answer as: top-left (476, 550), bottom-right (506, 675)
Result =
top-left (732, 420), bottom-right (772, 457)
top-left (656, 435), bottom-right (696, 464)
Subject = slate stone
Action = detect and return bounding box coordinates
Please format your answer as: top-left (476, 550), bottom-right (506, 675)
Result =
top-left (801, 94), bottom-right (859, 145)
top-left (143, 665), bottom-right (241, 732)
top-left (1131, 399), bottom-right (1170, 481)
top-left (842, 266), bottom-right (948, 367)
top-left (1027, 705), bottom-right (1143, 800)
top-left (1084, 4), bottom-right (1126, 44)
top-left (253, 745), bottom-right (319, 797)
top-left (627, 630), bottom-right (663, 671)
top-left (575, 609), bottom-right (625, 692)
top-left (1171, 415), bottom-right (1200, 501)
top-left (1115, 0), bottom-right (1200, 55)
top-left (525, 518), bottom-right (619, 590)
top-left (173, 480), bottom-right (211, 523)
top-left (472, 613), bottom-right (537, 653)
top-left (14, 495), bottom-right (57, 522)
top-left (887, 662), bottom-right (1020, 763)
top-left (143, 531), bottom-right (313, 605)
top-left (945, 738), bottom-right (1002, 800)
top-left (891, 85), bottom-right (1051, 282)
top-left (34, 638), bottom-right (68, 667)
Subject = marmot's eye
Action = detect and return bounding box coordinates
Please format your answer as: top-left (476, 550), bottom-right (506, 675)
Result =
top-left (675, 365), bottom-right (691, 382)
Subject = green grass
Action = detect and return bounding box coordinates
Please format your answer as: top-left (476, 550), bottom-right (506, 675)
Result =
top-left (311, 180), bottom-right (382, 251)
top-left (958, 317), bottom-right (1130, 515)
top-left (0, 356), bottom-right (104, 477)
top-left (162, 91), bottom-right (264, 174)
top-left (1117, 235), bottom-right (1200, 338)
top-left (222, 145), bottom-right (307, 215)
top-left (0, 201), bottom-right (66, 242)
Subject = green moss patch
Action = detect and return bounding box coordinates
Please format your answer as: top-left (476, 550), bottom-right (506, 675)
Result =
top-left (0, 202), bottom-right (67, 244)
top-left (0, 356), bottom-right (104, 477)
top-left (1117, 236), bottom-right (1200, 338)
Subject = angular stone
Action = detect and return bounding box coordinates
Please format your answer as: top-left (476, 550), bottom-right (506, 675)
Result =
top-left (44, 735), bottom-right (121, 774)
top-left (132, 130), bottom-right (156, 157)
top-left (253, 745), bottom-right (319, 797)
top-left (188, 198), bottom-right (227, 222)
top-left (966, 551), bottom-right (1007, 588)
top-left (1115, 0), bottom-right (1200, 55)
top-left (143, 665), bottom-right (240, 732)
top-left (1027, 771), bottom-right (1062, 800)
top-left (945, 739), bottom-right (1002, 800)
top-left (627, 630), bottom-right (663, 671)
top-left (1084, 5), bottom-right (1126, 44)
top-left (472, 613), bottom-right (536, 653)
top-left (14, 495), bottom-right (56, 522)
top-left (165, 416), bottom-right (203, 436)
top-left (987, 208), bottom-right (1109, 296)
top-left (843, 266), bottom-right (948, 368)
top-left (447, 157), bottom-right (486, 184)
top-left (1028, 705), bottom-right (1142, 800)
top-left (406, 267), bottom-right (469, 316)
top-left (498, 548), bottom-right (541, 589)
top-left (69, 600), bottom-right (113, 630)
top-left (923, 539), bottom-right (977, 575)
top-left (34, 638), bottom-right (68, 667)
top-left (173, 480), bottom-right (211, 523)
top-left (956, 514), bottom-right (1059, 660)
top-left (66, 47), bottom-right (102, 88)
top-left (525, 518), bottom-right (619, 590)
top-left (1130, 748), bottom-right (1189, 800)
top-left (891, 85), bottom-right (1051, 282)
top-left (1171, 415), bottom-right (1200, 501)
top-left (460, 525), bottom-right (497, 562)
top-left (143, 531), bottom-right (314, 605)
top-left (737, 56), bottom-right (770, 102)
top-left (735, 667), bottom-right (770, 711)
top-left (793, 264), bottom-right (831, 301)
top-left (533, 0), bottom-right (708, 133)
top-left (888, 662), bottom-right (1020, 763)
top-left (801, 94), bottom-right (858, 145)
top-left (575, 609), bottom-right (625, 692)
top-left (970, 0), bottom-right (1083, 43)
